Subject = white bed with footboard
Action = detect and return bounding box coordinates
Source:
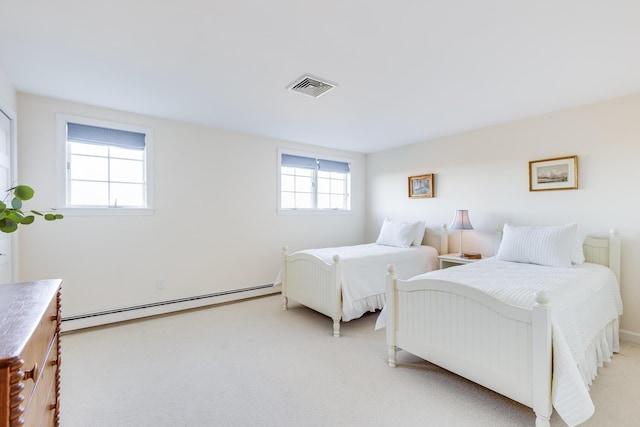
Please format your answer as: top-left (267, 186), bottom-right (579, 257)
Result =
top-left (384, 224), bottom-right (622, 427)
top-left (281, 219), bottom-right (448, 336)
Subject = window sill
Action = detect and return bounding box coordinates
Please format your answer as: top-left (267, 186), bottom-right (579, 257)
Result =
top-left (277, 209), bottom-right (352, 216)
top-left (56, 207), bottom-right (155, 216)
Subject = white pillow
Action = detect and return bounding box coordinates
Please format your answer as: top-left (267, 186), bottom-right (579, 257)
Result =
top-left (496, 223), bottom-right (577, 267)
top-left (376, 219), bottom-right (419, 248)
top-left (412, 221), bottom-right (426, 246)
top-left (572, 231), bottom-right (586, 265)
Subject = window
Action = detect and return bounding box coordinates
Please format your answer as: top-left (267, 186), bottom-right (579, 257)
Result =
top-left (279, 151), bottom-right (351, 212)
top-left (57, 114), bottom-right (153, 211)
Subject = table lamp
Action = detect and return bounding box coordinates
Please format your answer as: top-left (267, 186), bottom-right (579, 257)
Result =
top-left (450, 209), bottom-right (473, 256)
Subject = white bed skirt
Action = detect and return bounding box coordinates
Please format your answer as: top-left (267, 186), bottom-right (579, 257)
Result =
top-left (580, 318), bottom-right (619, 387)
top-left (343, 294), bottom-right (385, 322)
top-left (553, 318), bottom-right (619, 426)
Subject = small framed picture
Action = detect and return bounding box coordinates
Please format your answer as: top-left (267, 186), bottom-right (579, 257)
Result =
top-left (408, 174), bottom-right (434, 198)
top-left (529, 155), bottom-right (578, 191)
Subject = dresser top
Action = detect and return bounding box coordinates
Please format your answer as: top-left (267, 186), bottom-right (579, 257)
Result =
top-left (0, 279), bottom-right (62, 363)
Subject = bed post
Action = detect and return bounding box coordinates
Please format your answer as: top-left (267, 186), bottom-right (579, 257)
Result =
top-left (440, 223), bottom-right (449, 255)
top-left (386, 264), bottom-right (398, 367)
top-left (332, 255), bottom-right (342, 337)
top-left (281, 246), bottom-right (289, 311)
top-left (609, 228), bottom-right (621, 283)
top-left (531, 290), bottom-right (552, 427)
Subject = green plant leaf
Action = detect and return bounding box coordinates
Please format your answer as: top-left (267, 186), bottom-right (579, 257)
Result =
top-left (0, 218), bottom-right (18, 233)
top-left (13, 185), bottom-right (34, 201)
top-left (6, 211), bottom-right (23, 222)
top-left (0, 185), bottom-right (63, 233)
top-left (21, 215), bottom-right (35, 225)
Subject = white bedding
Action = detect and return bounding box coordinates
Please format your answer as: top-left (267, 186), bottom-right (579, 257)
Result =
top-left (379, 257), bottom-right (622, 426)
top-left (282, 243), bottom-right (439, 321)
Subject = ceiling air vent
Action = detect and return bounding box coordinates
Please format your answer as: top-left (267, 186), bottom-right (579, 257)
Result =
top-left (287, 75), bottom-right (336, 98)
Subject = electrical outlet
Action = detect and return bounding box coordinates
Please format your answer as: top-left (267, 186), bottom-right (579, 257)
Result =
top-left (155, 280), bottom-right (165, 290)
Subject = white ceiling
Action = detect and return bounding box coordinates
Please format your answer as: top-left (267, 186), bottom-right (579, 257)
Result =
top-left (2, 1), bottom-right (639, 154)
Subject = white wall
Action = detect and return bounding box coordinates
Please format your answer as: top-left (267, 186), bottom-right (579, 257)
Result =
top-left (366, 93), bottom-right (640, 340)
top-left (0, 68), bottom-right (16, 111)
top-left (17, 93), bottom-right (366, 318)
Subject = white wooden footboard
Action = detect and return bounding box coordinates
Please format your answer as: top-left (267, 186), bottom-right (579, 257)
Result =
top-left (282, 246), bottom-right (342, 336)
top-left (386, 265), bottom-right (553, 427)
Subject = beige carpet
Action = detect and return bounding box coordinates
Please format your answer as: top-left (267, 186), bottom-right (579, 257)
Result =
top-left (60, 294), bottom-right (640, 426)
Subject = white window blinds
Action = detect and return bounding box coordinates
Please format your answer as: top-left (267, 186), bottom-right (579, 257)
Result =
top-left (67, 123), bottom-right (146, 150)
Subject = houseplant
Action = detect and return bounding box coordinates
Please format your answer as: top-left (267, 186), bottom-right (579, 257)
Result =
top-left (0, 185), bottom-right (63, 233)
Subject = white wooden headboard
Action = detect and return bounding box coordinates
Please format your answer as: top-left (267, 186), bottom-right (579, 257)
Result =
top-left (424, 224), bottom-right (449, 255)
top-left (584, 228), bottom-right (621, 282)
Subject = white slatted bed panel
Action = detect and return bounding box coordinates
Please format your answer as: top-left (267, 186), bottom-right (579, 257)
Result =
top-left (388, 277), bottom-right (541, 408)
top-left (282, 252), bottom-right (342, 336)
top-left (386, 229), bottom-right (620, 427)
top-left (584, 234), bottom-right (620, 280)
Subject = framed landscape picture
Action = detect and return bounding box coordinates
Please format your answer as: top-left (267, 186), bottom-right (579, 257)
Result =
top-left (408, 174), bottom-right (434, 198)
top-left (529, 155), bottom-right (578, 191)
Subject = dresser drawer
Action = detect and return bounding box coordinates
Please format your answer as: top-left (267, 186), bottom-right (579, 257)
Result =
top-left (22, 337), bottom-right (58, 427)
top-left (19, 295), bottom-right (59, 412)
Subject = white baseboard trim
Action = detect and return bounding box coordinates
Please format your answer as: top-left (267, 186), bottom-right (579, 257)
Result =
top-left (62, 284), bottom-right (279, 332)
top-left (620, 329), bottom-right (640, 345)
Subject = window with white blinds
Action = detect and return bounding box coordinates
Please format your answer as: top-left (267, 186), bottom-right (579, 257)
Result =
top-left (279, 151), bottom-right (351, 212)
top-left (57, 114), bottom-right (154, 211)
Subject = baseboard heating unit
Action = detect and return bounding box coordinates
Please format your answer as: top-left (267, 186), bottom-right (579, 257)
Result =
top-left (62, 284), bottom-right (278, 332)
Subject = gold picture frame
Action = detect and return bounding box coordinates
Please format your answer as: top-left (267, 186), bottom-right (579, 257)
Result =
top-left (408, 174), bottom-right (434, 198)
top-left (529, 155), bottom-right (578, 191)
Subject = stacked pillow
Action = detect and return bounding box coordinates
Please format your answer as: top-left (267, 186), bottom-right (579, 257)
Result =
top-left (376, 218), bottom-right (426, 248)
top-left (496, 223), bottom-right (586, 267)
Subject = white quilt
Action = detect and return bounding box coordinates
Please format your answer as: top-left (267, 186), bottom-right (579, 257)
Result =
top-left (283, 243), bottom-right (439, 321)
top-left (384, 257), bottom-right (622, 427)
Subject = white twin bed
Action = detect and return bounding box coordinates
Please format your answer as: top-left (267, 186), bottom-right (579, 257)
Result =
top-left (384, 224), bottom-right (623, 427)
top-left (280, 220), bottom-right (623, 426)
top-left (281, 220), bottom-right (448, 336)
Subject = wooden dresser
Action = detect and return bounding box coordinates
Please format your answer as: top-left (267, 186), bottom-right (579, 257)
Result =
top-left (0, 280), bottom-right (62, 427)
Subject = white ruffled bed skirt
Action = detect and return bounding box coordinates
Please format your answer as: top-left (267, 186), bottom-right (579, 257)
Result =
top-left (579, 318), bottom-right (619, 387)
top-left (342, 293), bottom-right (385, 322)
top-left (553, 318), bottom-right (620, 426)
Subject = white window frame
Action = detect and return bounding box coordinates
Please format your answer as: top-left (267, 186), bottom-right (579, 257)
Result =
top-left (277, 148), bottom-right (352, 215)
top-left (56, 113), bottom-right (154, 215)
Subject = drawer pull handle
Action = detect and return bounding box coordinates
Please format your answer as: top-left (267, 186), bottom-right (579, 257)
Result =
top-left (23, 363), bottom-right (38, 382)
top-left (50, 314), bottom-right (58, 321)
top-left (50, 359), bottom-right (59, 366)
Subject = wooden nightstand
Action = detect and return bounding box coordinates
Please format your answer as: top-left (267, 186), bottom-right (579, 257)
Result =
top-left (438, 253), bottom-right (482, 269)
